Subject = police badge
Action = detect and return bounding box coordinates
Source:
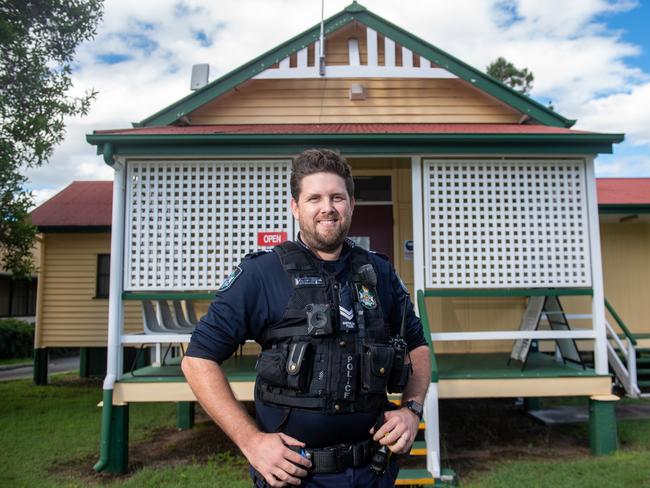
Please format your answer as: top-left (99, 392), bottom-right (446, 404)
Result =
top-left (354, 283), bottom-right (377, 309)
top-left (218, 266), bottom-right (242, 292)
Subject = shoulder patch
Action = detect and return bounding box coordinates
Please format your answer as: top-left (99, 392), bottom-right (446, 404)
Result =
top-left (245, 249), bottom-right (274, 260)
top-left (218, 266), bottom-right (243, 292)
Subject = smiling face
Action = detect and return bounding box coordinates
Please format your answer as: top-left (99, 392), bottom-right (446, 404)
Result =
top-left (291, 171), bottom-right (355, 260)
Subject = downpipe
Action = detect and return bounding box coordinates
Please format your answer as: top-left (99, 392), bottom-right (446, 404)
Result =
top-left (94, 382), bottom-right (115, 472)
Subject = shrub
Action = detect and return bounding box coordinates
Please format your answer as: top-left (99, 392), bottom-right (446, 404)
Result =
top-left (0, 319), bottom-right (34, 359)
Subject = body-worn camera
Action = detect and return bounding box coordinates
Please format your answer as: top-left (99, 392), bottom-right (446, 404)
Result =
top-left (306, 303), bottom-right (332, 336)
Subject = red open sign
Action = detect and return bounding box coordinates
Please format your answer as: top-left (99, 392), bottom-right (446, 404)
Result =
top-left (257, 231), bottom-right (288, 246)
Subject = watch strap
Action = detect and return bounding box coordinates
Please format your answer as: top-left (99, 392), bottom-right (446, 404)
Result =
top-left (404, 400), bottom-right (423, 420)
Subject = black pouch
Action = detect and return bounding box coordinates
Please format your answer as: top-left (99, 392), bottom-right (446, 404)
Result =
top-left (256, 347), bottom-right (288, 388)
top-left (387, 336), bottom-right (411, 393)
top-left (286, 341), bottom-right (312, 392)
top-left (361, 344), bottom-right (394, 394)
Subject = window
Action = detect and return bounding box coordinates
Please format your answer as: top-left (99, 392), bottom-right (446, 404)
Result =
top-left (96, 254), bottom-right (111, 298)
top-left (0, 275), bottom-right (37, 317)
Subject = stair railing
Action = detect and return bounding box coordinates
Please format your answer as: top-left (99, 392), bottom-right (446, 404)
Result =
top-left (604, 299), bottom-right (640, 397)
top-left (416, 289), bottom-right (441, 479)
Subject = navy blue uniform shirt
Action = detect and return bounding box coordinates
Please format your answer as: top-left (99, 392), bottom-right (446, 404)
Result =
top-left (186, 239), bottom-right (427, 447)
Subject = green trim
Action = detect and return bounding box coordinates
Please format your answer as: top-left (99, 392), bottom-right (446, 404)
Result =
top-left (438, 353), bottom-right (601, 380)
top-left (589, 397), bottom-right (618, 456)
top-left (33, 348), bottom-right (48, 385)
top-left (176, 402), bottom-right (195, 430)
top-left (106, 403), bottom-right (129, 474)
top-left (87, 132), bottom-right (623, 158)
top-left (423, 288), bottom-right (593, 298)
top-left (137, 2), bottom-right (575, 128)
top-left (88, 132), bottom-right (623, 146)
top-left (524, 397), bottom-right (542, 411)
top-left (79, 347), bottom-right (89, 378)
top-left (122, 291), bottom-right (215, 300)
top-left (599, 204), bottom-right (650, 214)
top-left (605, 299), bottom-right (637, 346)
top-left (416, 289), bottom-right (439, 382)
top-left (103, 142), bottom-right (114, 165)
top-left (94, 389), bottom-right (113, 472)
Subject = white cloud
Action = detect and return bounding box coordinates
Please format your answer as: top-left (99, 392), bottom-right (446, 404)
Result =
top-left (24, 0), bottom-right (650, 192)
top-left (596, 153), bottom-right (650, 176)
top-left (576, 82), bottom-right (650, 145)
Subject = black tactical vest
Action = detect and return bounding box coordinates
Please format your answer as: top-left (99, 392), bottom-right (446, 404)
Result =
top-left (254, 241), bottom-right (394, 414)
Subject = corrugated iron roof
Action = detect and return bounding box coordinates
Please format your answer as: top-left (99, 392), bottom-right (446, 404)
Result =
top-left (597, 178), bottom-right (650, 206)
top-left (30, 181), bottom-right (113, 228)
top-left (30, 177), bottom-right (650, 229)
top-left (95, 123), bottom-right (590, 136)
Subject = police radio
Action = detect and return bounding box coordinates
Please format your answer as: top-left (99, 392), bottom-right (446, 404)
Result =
top-left (386, 296), bottom-right (412, 394)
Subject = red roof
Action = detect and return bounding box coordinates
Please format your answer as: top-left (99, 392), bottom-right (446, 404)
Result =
top-left (597, 178), bottom-right (650, 206)
top-left (95, 123), bottom-right (593, 136)
top-left (30, 181), bottom-right (113, 228)
top-left (30, 178), bottom-right (650, 229)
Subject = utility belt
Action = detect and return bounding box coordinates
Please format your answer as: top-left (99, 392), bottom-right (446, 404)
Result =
top-left (251, 439), bottom-right (375, 483)
top-left (301, 439), bottom-right (375, 474)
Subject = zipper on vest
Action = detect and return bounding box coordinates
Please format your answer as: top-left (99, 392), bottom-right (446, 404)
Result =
top-left (328, 278), bottom-right (339, 411)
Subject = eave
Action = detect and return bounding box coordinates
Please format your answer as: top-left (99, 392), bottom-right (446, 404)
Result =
top-left (87, 131), bottom-right (624, 159)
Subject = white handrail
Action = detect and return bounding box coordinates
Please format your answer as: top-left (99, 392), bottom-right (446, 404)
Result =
top-left (604, 319), bottom-right (641, 398)
top-left (431, 330), bottom-right (596, 341)
top-left (605, 320), bottom-right (629, 362)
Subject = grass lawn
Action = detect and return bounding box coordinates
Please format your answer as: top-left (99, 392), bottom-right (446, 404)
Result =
top-left (0, 357), bottom-right (32, 366)
top-left (1, 375), bottom-right (650, 487)
top-left (0, 374), bottom-right (249, 487)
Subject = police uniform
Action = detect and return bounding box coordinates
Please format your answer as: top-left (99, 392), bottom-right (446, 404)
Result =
top-left (186, 237), bottom-right (427, 487)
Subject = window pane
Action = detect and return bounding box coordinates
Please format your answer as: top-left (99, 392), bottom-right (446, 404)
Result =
top-left (96, 255), bottom-right (111, 298)
top-left (0, 278), bottom-right (10, 316)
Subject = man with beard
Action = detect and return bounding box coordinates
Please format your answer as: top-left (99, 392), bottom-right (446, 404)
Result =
top-left (182, 149), bottom-right (431, 488)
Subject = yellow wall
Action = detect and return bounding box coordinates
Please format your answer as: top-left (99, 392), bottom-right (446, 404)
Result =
top-left (36, 233), bottom-right (142, 348)
top-left (189, 77), bottom-right (520, 125)
top-left (601, 222), bottom-right (650, 334)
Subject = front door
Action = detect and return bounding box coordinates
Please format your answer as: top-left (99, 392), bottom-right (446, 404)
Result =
top-left (348, 175), bottom-right (394, 263)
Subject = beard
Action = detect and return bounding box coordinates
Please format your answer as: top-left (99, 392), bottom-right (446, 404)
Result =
top-left (299, 213), bottom-right (351, 254)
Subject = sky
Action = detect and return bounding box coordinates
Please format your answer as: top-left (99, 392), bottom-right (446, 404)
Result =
top-left (26, 0), bottom-right (650, 206)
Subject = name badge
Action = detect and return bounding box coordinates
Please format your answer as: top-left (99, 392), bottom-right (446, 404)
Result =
top-left (294, 276), bottom-right (324, 287)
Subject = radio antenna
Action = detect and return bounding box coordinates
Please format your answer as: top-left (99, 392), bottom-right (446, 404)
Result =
top-left (319, 0), bottom-right (326, 76)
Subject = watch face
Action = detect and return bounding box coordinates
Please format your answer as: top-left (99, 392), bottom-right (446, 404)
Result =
top-left (406, 400), bottom-right (423, 418)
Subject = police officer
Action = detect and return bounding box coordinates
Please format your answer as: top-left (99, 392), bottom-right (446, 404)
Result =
top-left (182, 149), bottom-right (431, 487)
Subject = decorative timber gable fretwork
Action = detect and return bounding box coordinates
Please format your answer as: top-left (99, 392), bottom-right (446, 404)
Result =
top-left (253, 26), bottom-right (457, 80)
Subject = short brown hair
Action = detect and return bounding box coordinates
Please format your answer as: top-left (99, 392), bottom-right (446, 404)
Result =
top-left (290, 149), bottom-right (354, 200)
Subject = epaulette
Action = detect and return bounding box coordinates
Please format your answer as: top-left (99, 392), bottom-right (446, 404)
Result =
top-left (244, 249), bottom-right (274, 259)
top-left (369, 250), bottom-right (390, 262)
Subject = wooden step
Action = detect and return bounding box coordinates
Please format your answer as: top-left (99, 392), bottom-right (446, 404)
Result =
top-left (636, 368), bottom-right (650, 375)
top-left (410, 440), bottom-right (427, 456)
top-left (396, 468), bottom-right (457, 487)
top-left (396, 468), bottom-right (435, 486)
top-left (637, 380), bottom-right (650, 388)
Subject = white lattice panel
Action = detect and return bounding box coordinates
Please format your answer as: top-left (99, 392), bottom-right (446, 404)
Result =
top-left (424, 159), bottom-right (592, 288)
top-left (125, 160), bottom-right (293, 290)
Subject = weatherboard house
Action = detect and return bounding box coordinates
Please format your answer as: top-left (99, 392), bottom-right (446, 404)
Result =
top-left (82, 2), bottom-right (634, 483)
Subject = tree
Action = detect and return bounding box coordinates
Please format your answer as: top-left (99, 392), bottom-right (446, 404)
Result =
top-left (0, 0), bottom-right (103, 277)
top-left (486, 56), bottom-right (534, 95)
